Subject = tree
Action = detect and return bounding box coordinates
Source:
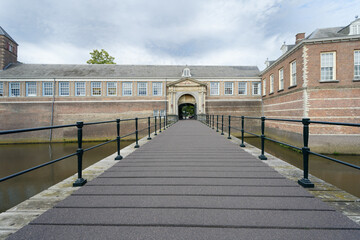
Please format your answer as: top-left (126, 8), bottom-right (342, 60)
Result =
top-left (86, 49), bottom-right (116, 64)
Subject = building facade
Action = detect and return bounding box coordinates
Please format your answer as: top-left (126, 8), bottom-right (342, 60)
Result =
top-left (1, 18), bottom-right (359, 153)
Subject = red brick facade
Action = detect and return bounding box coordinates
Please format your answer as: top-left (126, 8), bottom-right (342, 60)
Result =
top-left (0, 34), bottom-right (17, 70)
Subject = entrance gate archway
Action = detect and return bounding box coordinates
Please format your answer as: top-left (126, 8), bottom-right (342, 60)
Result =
top-left (178, 94), bottom-right (196, 120)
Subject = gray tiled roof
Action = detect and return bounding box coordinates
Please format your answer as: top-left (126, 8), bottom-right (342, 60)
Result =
top-left (0, 64), bottom-right (260, 78)
top-left (0, 26), bottom-right (18, 45)
top-left (306, 27), bottom-right (347, 39)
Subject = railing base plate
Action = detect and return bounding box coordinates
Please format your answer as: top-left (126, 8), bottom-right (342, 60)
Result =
top-left (73, 178), bottom-right (87, 187)
top-left (298, 178), bottom-right (315, 188)
top-left (147, 137), bottom-right (152, 140)
top-left (115, 155), bottom-right (123, 160)
top-left (134, 144), bottom-right (140, 148)
top-left (240, 144), bottom-right (246, 147)
top-left (258, 155), bottom-right (267, 160)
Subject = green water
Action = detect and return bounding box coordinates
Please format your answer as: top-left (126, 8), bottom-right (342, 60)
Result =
top-left (0, 141), bottom-right (133, 213)
top-left (244, 137), bottom-right (360, 198)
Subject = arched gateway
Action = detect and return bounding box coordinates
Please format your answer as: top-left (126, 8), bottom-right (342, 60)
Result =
top-left (166, 77), bottom-right (207, 121)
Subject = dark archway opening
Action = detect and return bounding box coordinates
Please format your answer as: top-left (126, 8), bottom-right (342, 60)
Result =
top-left (178, 103), bottom-right (196, 120)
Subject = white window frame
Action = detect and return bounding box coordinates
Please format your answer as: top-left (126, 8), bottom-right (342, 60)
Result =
top-left (122, 82), bottom-right (132, 96)
top-left (224, 82), bottom-right (233, 95)
top-left (75, 82), bottom-right (86, 96)
top-left (152, 82), bottom-right (162, 96)
top-left (262, 79), bottom-right (266, 96)
top-left (9, 82), bottom-right (20, 97)
top-left (59, 82), bottom-right (70, 96)
top-left (238, 82), bottom-right (247, 95)
top-left (91, 82), bottom-right (102, 96)
top-left (137, 82), bottom-right (147, 96)
top-left (26, 82), bottom-right (37, 97)
top-left (350, 23), bottom-right (360, 35)
top-left (42, 82), bottom-right (54, 96)
top-left (270, 74), bottom-right (274, 93)
top-left (252, 82), bottom-right (260, 95)
top-left (354, 50), bottom-right (360, 79)
top-left (321, 52), bottom-right (336, 81)
top-left (290, 61), bottom-right (297, 86)
top-left (107, 82), bottom-right (117, 96)
top-left (210, 82), bottom-right (219, 95)
top-left (279, 68), bottom-right (284, 90)
top-left (0, 82), bottom-right (3, 97)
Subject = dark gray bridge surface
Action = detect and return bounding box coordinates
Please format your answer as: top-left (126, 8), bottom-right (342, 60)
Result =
top-left (8, 121), bottom-right (360, 239)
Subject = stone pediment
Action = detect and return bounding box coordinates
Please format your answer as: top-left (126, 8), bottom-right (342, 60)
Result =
top-left (167, 77), bottom-right (207, 87)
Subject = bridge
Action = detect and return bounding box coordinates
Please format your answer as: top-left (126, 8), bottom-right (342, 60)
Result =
top-left (6, 120), bottom-right (360, 239)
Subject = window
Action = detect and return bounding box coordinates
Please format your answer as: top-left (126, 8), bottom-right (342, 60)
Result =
top-left (9, 82), bottom-right (20, 97)
top-left (0, 82), bottom-right (3, 96)
top-left (270, 75), bottom-right (274, 93)
top-left (26, 82), bottom-right (37, 96)
top-left (91, 82), bottom-right (101, 96)
top-left (210, 82), bottom-right (219, 95)
top-left (279, 68), bottom-right (284, 90)
top-left (43, 82), bottom-right (53, 96)
top-left (75, 82), bottom-right (86, 96)
top-left (122, 82), bottom-right (132, 96)
top-left (262, 79), bottom-right (266, 96)
top-left (252, 82), bottom-right (260, 95)
top-left (59, 82), bottom-right (70, 96)
top-left (350, 22), bottom-right (360, 35)
top-left (224, 82), bottom-right (233, 95)
top-left (137, 82), bottom-right (147, 96)
top-left (153, 110), bottom-right (159, 117)
top-left (238, 82), bottom-right (247, 95)
top-left (182, 68), bottom-right (191, 77)
top-left (290, 61), bottom-right (296, 86)
top-left (107, 82), bottom-right (117, 96)
top-left (152, 82), bottom-right (162, 96)
top-left (321, 52), bottom-right (336, 81)
top-left (354, 50), bottom-right (360, 79)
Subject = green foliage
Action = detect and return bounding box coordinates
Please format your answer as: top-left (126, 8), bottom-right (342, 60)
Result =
top-left (182, 105), bottom-right (195, 117)
top-left (87, 49), bottom-right (116, 64)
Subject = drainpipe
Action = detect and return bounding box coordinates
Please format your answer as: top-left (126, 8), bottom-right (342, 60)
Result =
top-left (49, 78), bottom-right (56, 142)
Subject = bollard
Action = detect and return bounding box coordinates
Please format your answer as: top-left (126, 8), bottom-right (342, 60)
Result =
top-left (147, 117), bottom-right (152, 140)
top-left (115, 119), bottom-right (123, 160)
top-left (258, 117), bottom-right (267, 160)
top-left (134, 118), bottom-right (140, 148)
top-left (227, 115), bottom-right (231, 139)
top-left (159, 116), bottom-right (162, 133)
top-left (73, 121), bottom-right (87, 186)
top-left (221, 115), bottom-right (224, 135)
top-left (216, 115), bottom-right (219, 132)
top-left (154, 116), bottom-right (157, 136)
top-left (240, 116), bottom-right (245, 147)
top-left (298, 118), bottom-right (314, 188)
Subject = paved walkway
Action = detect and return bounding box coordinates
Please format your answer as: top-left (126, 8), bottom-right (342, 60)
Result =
top-left (8, 121), bottom-right (360, 239)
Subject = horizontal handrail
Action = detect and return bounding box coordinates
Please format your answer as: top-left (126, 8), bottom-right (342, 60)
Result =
top-left (203, 114), bottom-right (359, 189)
top-left (83, 138), bottom-right (117, 152)
top-left (0, 123), bottom-right (77, 135)
top-left (84, 120), bottom-right (117, 126)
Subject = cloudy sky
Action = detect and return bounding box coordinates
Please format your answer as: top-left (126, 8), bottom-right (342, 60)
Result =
top-left (1, 0), bottom-right (359, 70)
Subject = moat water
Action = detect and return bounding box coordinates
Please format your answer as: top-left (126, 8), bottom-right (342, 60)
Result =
top-left (0, 141), bottom-right (133, 213)
top-left (244, 137), bottom-right (360, 198)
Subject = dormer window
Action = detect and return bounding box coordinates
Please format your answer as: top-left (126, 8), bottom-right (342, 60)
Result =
top-left (349, 19), bottom-right (360, 35)
top-left (182, 68), bottom-right (191, 77)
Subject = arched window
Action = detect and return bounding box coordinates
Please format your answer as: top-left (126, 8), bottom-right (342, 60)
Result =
top-left (182, 68), bottom-right (191, 77)
top-left (349, 19), bottom-right (360, 35)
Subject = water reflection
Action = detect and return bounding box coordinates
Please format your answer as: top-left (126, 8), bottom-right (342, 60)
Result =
top-left (244, 137), bottom-right (360, 198)
top-left (0, 141), bottom-right (132, 213)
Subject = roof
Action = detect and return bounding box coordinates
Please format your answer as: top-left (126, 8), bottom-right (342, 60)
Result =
top-left (0, 64), bottom-right (260, 79)
top-left (0, 26), bottom-right (18, 45)
top-left (306, 27), bottom-right (347, 39)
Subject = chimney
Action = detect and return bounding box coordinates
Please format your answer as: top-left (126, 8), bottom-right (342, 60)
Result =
top-left (0, 27), bottom-right (18, 70)
top-left (295, 33), bottom-right (305, 44)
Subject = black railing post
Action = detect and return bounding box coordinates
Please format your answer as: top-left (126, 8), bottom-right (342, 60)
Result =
top-left (115, 119), bottom-right (123, 160)
top-left (163, 115), bottom-right (166, 130)
top-left (240, 116), bottom-right (245, 147)
top-left (165, 115), bottom-right (168, 129)
top-left (221, 115), bottom-right (224, 135)
top-left (258, 117), bottom-right (267, 160)
top-left (227, 115), bottom-right (231, 139)
top-left (298, 118), bottom-right (314, 188)
top-left (73, 121), bottom-right (87, 186)
top-left (134, 118), bottom-right (140, 148)
top-left (147, 117), bottom-right (152, 140)
top-left (216, 115), bottom-right (219, 132)
top-left (212, 115), bottom-right (215, 129)
top-left (154, 116), bottom-right (157, 135)
top-left (159, 116), bottom-right (162, 133)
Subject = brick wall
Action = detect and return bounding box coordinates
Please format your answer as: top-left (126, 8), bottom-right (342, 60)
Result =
top-left (0, 35), bottom-right (17, 70)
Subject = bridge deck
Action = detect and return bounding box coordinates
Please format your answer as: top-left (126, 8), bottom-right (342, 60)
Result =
top-left (8, 121), bottom-right (360, 239)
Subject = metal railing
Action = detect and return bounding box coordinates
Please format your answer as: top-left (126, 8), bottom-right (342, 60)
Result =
top-left (203, 114), bottom-right (360, 188)
top-left (0, 116), bottom-right (176, 186)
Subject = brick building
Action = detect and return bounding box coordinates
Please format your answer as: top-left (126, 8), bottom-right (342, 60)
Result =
top-left (260, 18), bottom-right (360, 153)
top-left (0, 18), bottom-right (359, 153)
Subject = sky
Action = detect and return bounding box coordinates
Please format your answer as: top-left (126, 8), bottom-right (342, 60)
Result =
top-left (0, 0), bottom-right (359, 70)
